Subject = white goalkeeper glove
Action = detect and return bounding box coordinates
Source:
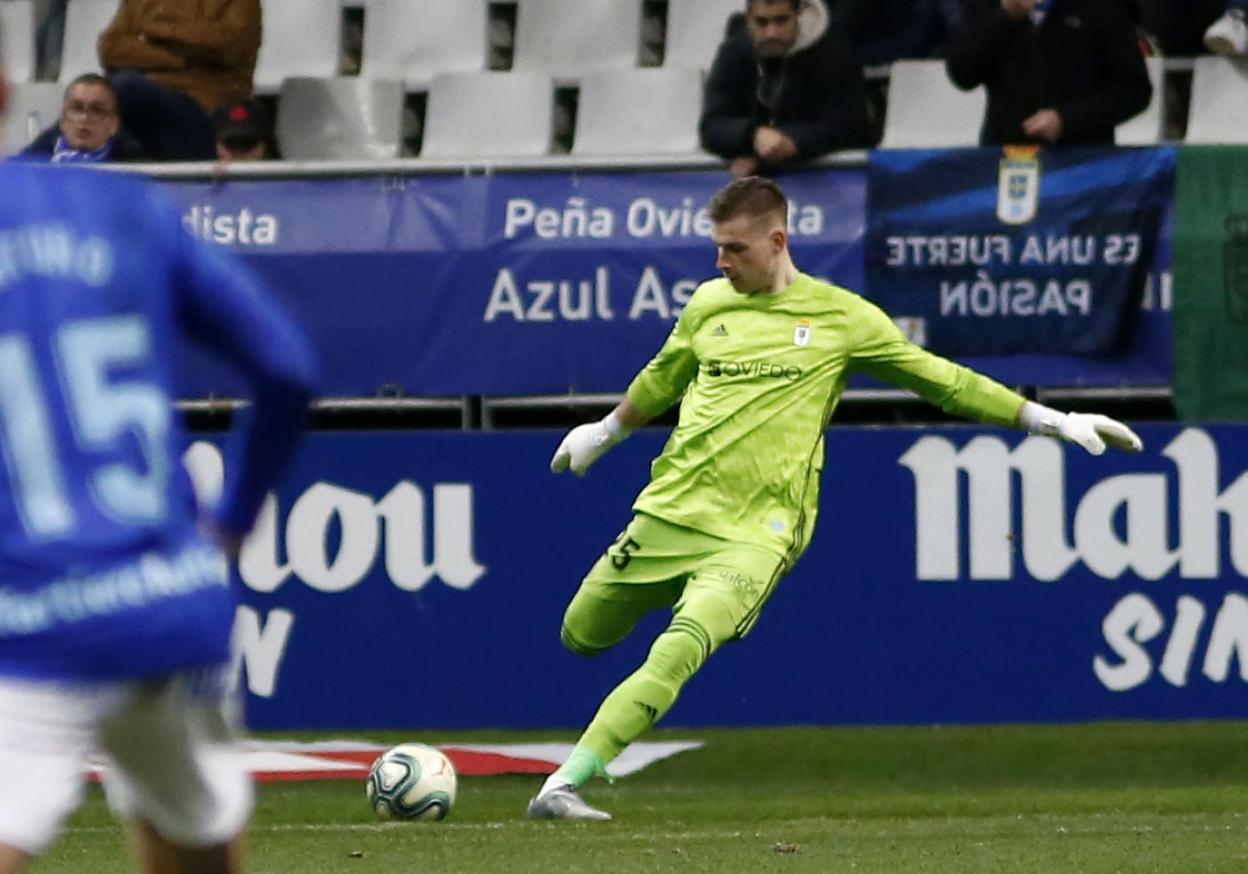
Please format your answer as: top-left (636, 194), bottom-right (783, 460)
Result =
top-left (1019, 401), bottom-right (1143, 456)
top-left (550, 411), bottom-right (631, 476)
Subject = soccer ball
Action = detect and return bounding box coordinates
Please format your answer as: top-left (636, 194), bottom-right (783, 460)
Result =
top-left (366, 743), bottom-right (457, 821)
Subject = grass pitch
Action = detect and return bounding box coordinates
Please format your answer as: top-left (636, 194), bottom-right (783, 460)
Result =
top-left (35, 722), bottom-right (1248, 873)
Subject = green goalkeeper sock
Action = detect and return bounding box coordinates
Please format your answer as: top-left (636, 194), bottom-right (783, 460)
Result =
top-left (545, 745), bottom-right (609, 793)
top-left (550, 621), bottom-right (708, 791)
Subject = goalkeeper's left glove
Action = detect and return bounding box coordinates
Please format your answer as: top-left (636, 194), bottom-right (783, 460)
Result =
top-left (550, 410), bottom-right (632, 476)
top-left (1019, 401), bottom-right (1143, 456)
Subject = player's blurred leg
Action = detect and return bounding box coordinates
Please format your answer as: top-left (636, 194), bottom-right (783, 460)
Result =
top-left (98, 670), bottom-right (252, 874)
top-left (0, 845), bottom-right (29, 874)
top-left (127, 820), bottom-right (241, 874)
top-left (0, 680), bottom-right (97, 868)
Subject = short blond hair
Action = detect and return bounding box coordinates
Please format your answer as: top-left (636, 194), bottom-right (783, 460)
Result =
top-left (707, 176), bottom-right (789, 226)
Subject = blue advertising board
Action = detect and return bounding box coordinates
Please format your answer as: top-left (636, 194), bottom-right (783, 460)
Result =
top-left (160, 160), bottom-right (1173, 398)
top-left (187, 424), bottom-right (1248, 730)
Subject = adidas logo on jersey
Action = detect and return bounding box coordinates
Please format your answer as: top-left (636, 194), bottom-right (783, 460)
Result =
top-left (711, 324), bottom-right (728, 337)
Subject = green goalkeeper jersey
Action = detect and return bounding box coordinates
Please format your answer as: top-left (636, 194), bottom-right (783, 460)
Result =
top-left (626, 272), bottom-right (1026, 563)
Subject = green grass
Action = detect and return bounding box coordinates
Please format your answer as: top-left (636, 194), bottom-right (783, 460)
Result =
top-left (34, 723), bottom-right (1248, 873)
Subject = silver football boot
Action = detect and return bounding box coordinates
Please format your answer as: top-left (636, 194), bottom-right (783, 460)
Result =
top-left (526, 784), bottom-right (612, 821)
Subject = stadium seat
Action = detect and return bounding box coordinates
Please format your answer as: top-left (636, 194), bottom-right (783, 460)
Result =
top-left (420, 71), bottom-right (553, 160)
top-left (0, 81), bottom-right (62, 155)
top-left (253, 0), bottom-right (341, 94)
top-left (360, 0), bottom-right (488, 89)
top-left (0, 0), bottom-right (36, 83)
top-left (880, 60), bottom-right (985, 148)
top-left (58, 0), bottom-right (120, 84)
top-left (664, 0), bottom-right (743, 70)
top-left (572, 68), bottom-right (703, 157)
top-left (275, 77), bottom-right (404, 161)
top-left (1115, 57), bottom-right (1165, 146)
top-left (1185, 56), bottom-right (1248, 144)
top-left (512, 0), bottom-right (642, 84)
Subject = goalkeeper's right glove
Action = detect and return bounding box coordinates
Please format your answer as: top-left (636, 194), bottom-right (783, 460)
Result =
top-left (550, 411), bottom-right (631, 476)
top-left (1019, 401), bottom-right (1143, 456)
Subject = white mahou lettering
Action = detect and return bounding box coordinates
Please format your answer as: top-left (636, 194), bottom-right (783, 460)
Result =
top-left (900, 428), bottom-right (1248, 582)
top-left (183, 442), bottom-right (487, 594)
top-left (230, 606), bottom-right (294, 698)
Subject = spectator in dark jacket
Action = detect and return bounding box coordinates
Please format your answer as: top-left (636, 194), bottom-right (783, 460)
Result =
top-left (946, 0), bottom-right (1151, 146)
top-left (700, 0), bottom-right (872, 177)
top-left (19, 74), bottom-right (146, 163)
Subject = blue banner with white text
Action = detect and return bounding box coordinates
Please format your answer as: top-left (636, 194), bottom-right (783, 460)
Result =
top-left (866, 146), bottom-right (1175, 355)
top-left (189, 424), bottom-right (1248, 730)
top-left (160, 160), bottom-right (1174, 397)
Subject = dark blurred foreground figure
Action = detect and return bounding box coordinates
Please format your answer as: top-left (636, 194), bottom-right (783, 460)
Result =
top-left (0, 17), bottom-right (317, 874)
top-left (946, 0), bottom-right (1152, 146)
top-left (700, 0), bottom-right (872, 177)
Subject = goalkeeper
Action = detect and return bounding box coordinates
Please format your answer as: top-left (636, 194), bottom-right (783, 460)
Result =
top-left (527, 176), bottom-right (1142, 821)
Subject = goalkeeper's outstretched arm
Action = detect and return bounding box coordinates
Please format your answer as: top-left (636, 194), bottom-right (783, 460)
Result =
top-left (1016, 400), bottom-right (1144, 456)
top-left (550, 398), bottom-right (652, 476)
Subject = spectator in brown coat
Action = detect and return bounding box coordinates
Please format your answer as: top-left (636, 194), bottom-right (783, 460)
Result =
top-left (98, 0), bottom-right (262, 161)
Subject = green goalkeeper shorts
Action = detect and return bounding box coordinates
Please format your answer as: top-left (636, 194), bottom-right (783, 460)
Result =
top-left (559, 513), bottom-right (788, 657)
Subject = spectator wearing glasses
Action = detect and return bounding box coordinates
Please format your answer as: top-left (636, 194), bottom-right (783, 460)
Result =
top-left (18, 73), bottom-right (146, 163)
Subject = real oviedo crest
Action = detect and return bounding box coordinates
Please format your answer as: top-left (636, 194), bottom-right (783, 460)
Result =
top-left (996, 145), bottom-right (1041, 226)
top-left (793, 319), bottom-right (812, 346)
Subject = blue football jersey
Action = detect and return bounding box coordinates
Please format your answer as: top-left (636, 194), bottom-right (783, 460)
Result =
top-left (0, 164), bottom-right (315, 681)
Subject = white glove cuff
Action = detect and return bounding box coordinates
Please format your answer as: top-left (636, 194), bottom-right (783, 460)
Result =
top-left (1018, 401), bottom-right (1066, 438)
top-left (602, 410), bottom-right (632, 441)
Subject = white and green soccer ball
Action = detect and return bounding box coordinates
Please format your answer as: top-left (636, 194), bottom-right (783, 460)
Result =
top-left (366, 743), bottom-right (457, 821)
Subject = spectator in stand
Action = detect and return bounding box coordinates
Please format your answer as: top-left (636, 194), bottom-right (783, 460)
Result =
top-left (830, 0), bottom-right (968, 65)
top-left (97, 0), bottom-right (262, 162)
top-left (700, 0), bottom-right (872, 178)
top-left (18, 74), bottom-right (146, 163)
top-left (213, 98), bottom-right (276, 162)
top-left (946, 0), bottom-right (1151, 146)
top-left (1205, 1), bottom-right (1248, 55)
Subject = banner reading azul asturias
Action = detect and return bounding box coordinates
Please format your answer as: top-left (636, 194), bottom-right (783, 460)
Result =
top-left (158, 162), bottom-right (1174, 398)
top-left (186, 424), bottom-right (1248, 731)
top-left (866, 146), bottom-right (1175, 355)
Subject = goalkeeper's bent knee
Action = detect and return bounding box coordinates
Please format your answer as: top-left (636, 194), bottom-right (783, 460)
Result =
top-left (561, 623), bottom-right (609, 658)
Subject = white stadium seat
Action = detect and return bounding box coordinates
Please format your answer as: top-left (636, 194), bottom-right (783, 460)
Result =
top-left (881, 59), bottom-right (985, 149)
top-left (276, 77), bottom-right (404, 161)
top-left (1116, 57), bottom-right (1165, 146)
top-left (360, 0), bottom-right (488, 89)
top-left (1, 81), bottom-right (62, 156)
top-left (420, 71), bottom-right (553, 160)
top-left (253, 0), bottom-right (341, 93)
top-left (572, 67), bottom-right (703, 157)
top-left (58, 0), bottom-right (119, 84)
top-left (664, 0), bottom-right (743, 71)
top-left (1185, 56), bottom-right (1248, 144)
top-left (0, 0), bottom-right (36, 83)
top-left (512, 0), bottom-right (642, 84)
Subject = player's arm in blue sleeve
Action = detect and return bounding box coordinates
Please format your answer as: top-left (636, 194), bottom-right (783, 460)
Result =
top-left (163, 199), bottom-right (318, 538)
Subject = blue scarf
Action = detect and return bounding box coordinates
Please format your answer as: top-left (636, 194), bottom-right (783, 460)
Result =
top-left (51, 135), bottom-right (116, 164)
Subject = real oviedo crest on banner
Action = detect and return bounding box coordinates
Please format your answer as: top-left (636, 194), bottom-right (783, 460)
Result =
top-left (865, 146), bottom-right (1175, 355)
